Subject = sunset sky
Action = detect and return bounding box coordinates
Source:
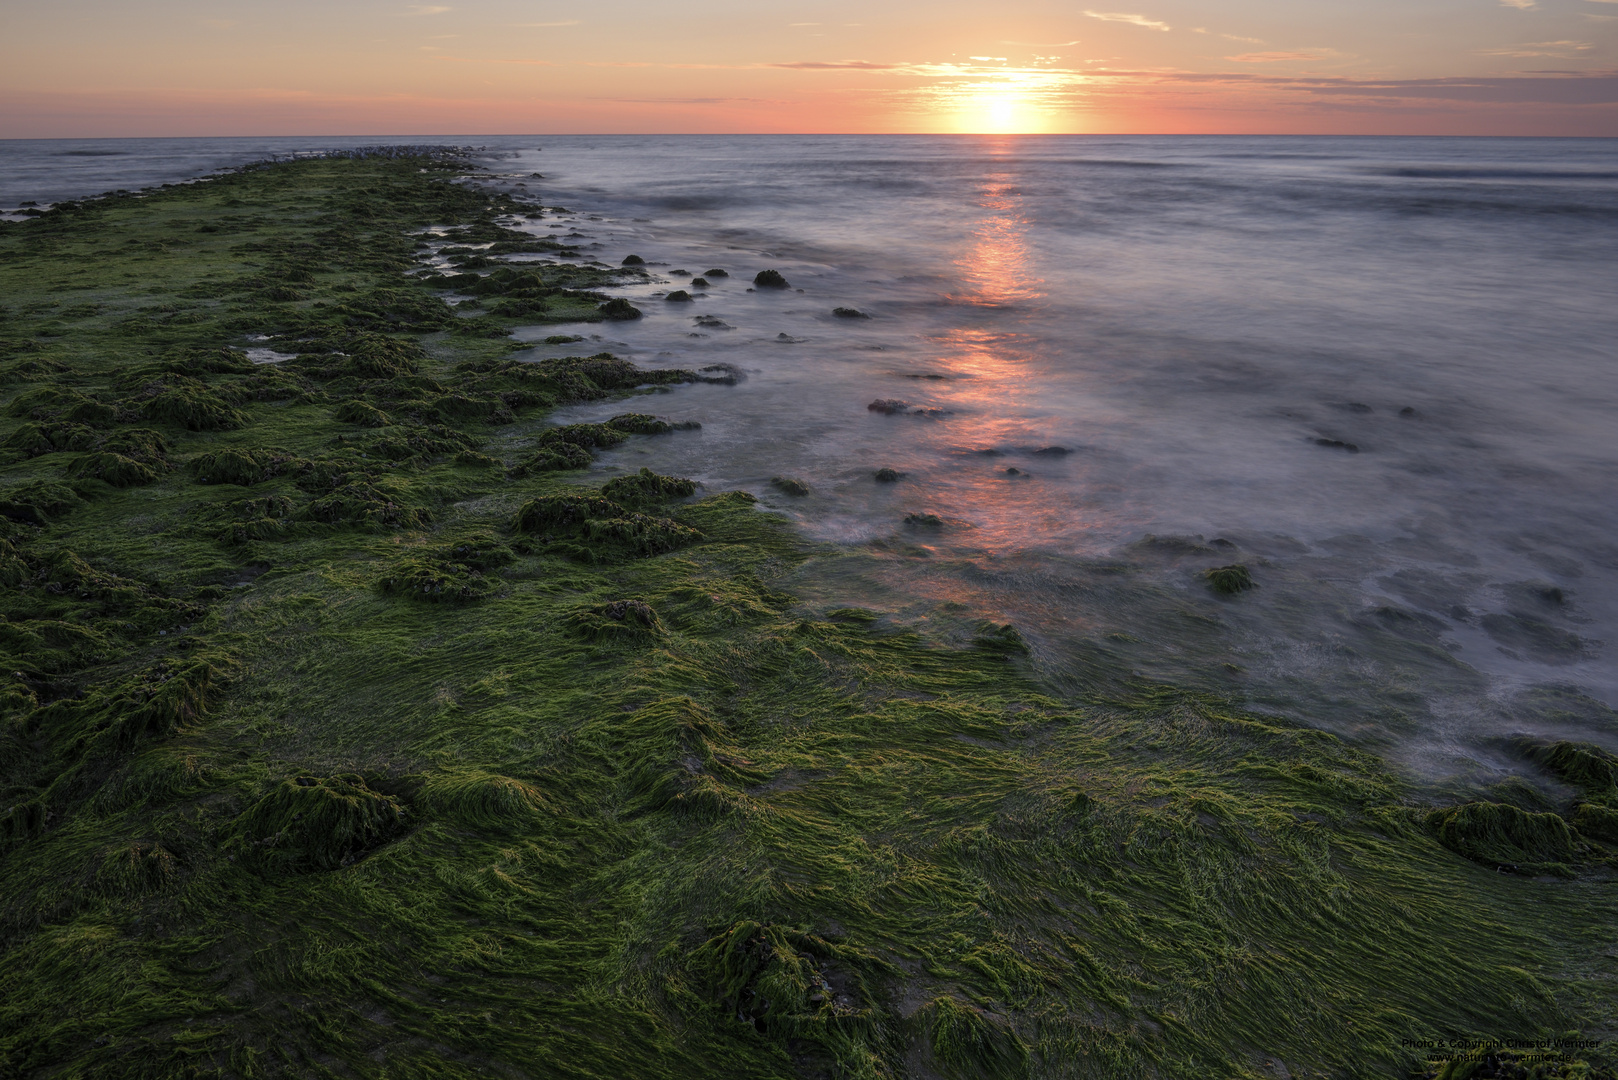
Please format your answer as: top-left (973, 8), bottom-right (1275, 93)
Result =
top-left (3, 0), bottom-right (1616, 136)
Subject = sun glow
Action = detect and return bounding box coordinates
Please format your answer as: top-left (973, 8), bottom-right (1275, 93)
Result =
top-left (964, 88), bottom-right (1043, 133)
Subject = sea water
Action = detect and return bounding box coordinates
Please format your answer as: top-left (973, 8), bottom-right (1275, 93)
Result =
top-left (5, 133), bottom-right (1616, 783)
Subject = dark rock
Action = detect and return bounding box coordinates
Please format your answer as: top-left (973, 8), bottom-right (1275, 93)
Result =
top-left (705, 268), bottom-right (729, 277)
top-left (1032, 446), bottom-right (1069, 456)
top-left (754, 269), bottom-right (790, 289)
top-left (1315, 438), bottom-right (1359, 452)
top-left (621, 254), bottom-right (645, 266)
top-left (874, 468), bottom-right (903, 482)
top-left (833, 307), bottom-right (869, 319)
top-left (665, 291), bottom-right (693, 303)
top-left (904, 513), bottom-right (943, 528)
top-left (597, 298), bottom-right (643, 321)
top-left (691, 278), bottom-right (710, 288)
top-left (1400, 406), bottom-right (1417, 416)
top-left (1004, 467), bottom-right (1020, 475)
top-left (868, 399), bottom-right (909, 415)
top-left (770, 476), bottom-right (810, 497)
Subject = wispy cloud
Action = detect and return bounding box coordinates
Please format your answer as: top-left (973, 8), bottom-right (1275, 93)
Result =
top-left (1083, 11), bottom-right (1171, 31)
top-left (1499, 0), bottom-right (1536, 8)
top-left (1227, 51), bottom-right (1327, 63)
top-left (1000, 40), bottom-right (1081, 47)
top-left (769, 60), bottom-right (902, 69)
top-left (400, 4), bottom-right (452, 15)
top-left (1482, 39), bottom-right (1594, 56)
top-left (514, 20), bottom-right (579, 27)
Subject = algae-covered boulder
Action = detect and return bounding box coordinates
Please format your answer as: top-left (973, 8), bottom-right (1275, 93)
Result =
top-left (605, 413), bottom-right (675, 436)
top-left (509, 443), bottom-right (592, 476)
top-left (874, 468), bottom-right (903, 482)
top-left (232, 774), bottom-right (404, 873)
top-left (378, 556), bottom-right (495, 603)
top-left (583, 513), bottom-right (702, 557)
top-left (1573, 804), bottom-right (1618, 845)
top-left (1511, 738), bottom-right (1618, 792)
top-left (514, 493), bottom-right (628, 534)
top-left (597, 298), bottom-right (642, 321)
top-left (134, 382), bottom-right (246, 431)
top-left (1204, 564), bottom-right (1255, 594)
top-left (601, 467), bottom-right (697, 505)
top-left (904, 512), bottom-right (943, 528)
top-left (770, 476), bottom-right (810, 497)
top-left (513, 493), bottom-right (701, 558)
top-left (754, 269), bottom-right (790, 289)
top-left (621, 254), bottom-right (645, 266)
top-left (0, 481), bottom-right (82, 524)
top-left (664, 290), bottom-right (693, 303)
top-left (704, 268), bottom-right (729, 277)
top-left (191, 447), bottom-right (297, 486)
top-left (833, 307), bottom-right (870, 319)
top-left (299, 481), bottom-right (431, 530)
top-left (917, 996), bottom-right (1029, 1079)
top-left (66, 452), bottom-right (159, 488)
top-left (1427, 801), bottom-right (1576, 874)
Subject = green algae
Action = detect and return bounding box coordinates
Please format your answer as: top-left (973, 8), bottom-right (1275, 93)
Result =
top-left (0, 149), bottom-right (1613, 1080)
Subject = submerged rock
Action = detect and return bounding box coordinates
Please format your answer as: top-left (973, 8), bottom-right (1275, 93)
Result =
top-left (621, 254), bottom-right (645, 266)
top-left (1315, 438), bottom-right (1360, 453)
top-left (690, 277), bottom-right (710, 288)
top-left (874, 468), bottom-right (903, 482)
top-left (704, 268), bottom-right (729, 277)
top-left (904, 513), bottom-right (943, 528)
top-left (770, 476), bottom-right (810, 497)
top-left (665, 290), bottom-right (693, 303)
top-left (868, 399), bottom-right (910, 415)
top-left (754, 269), bottom-right (790, 289)
top-left (833, 307), bottom-right (870, 319)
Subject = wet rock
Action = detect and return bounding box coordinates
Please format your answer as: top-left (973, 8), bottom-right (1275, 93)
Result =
top-left (690, 277), bottom-right (710, 288)
top-left (1004, 467), bottom-right (1020, 475)
top-left (1315, 438), bottom-right (1360, 453)
top-left (697, 363), bottom-right (740, 385)
top-left (770, 476), bottom-right (810, 497)
top-left (597, 298), bottom-right (643, 320)
top-left (1427, 801), bottom-right (1575, 875)
top-left (694, 316), bottom-right (733, 330)
top-left (602, 467), bottom-right (697, 504)
top-left (665, 290), bottom-right (693, 302)
top-left (621, 254), bottom-right (645, 266)
top-left (705, 268), bottom-right (729, 277)
top-left (832, 307), bottom-right (870, 319)
top-left (874, 468), bottom-right (903, 482)
top-left (543, 334), bottom-right (585, 344)
top-left (1481, 612), bottom-right (1589, 663)
top-left (1031, 446), bottom-right (1069, 456)
top-left (904, 513), bottom-right (943, 528)
top-left (1399, 406), bottom-right (1418, 416)
top-left (754, 269), bottom-right (790, 289)
top-left (868, 399), bottom-right (909, 415)
top-left (1204, 564), bottom-right (1255, 594)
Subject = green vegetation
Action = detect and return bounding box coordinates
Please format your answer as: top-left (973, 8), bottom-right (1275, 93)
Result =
top-left (1, 150), bottom-right (1615, 1079)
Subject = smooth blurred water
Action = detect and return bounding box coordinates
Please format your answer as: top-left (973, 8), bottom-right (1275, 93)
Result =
top-left (5, 133), bottom-right (1617, 779)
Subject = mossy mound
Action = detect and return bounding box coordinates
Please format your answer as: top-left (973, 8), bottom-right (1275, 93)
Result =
top-left (513, 493), bottom-right (629, 534)
top-left (131, 380), bottom-right (246, 431)
top-left (0, 480), bottom-right (82, 524)
top-left (1205, 564), bottom-right (1255, 594)
top-left (569, 598), bottom-right (664, 641)
top-left (601, 467), bottom-right (697, 505)
top-left (299, 481), bottom-right (431, 530)
top-left (220, 494), bottom-right (295, 544)
top-left (598, 298), bottom-right (642, 320)
top-left (191, 446), bottom-right (297, 485)
top-left (605, 413), bottom-right (675, 435)
top-left (333, 399), bottom-right (393, 427)
top-left (513, 492), bottom-right (699, 559)
top-left (231, 774), bottom-right (405, 873)
top-left (1427, 801), bottom-right (1576, 874)
top-left (510, 443), bottom-right (592, 476)
top-left (377, 555), bottom-right (495, 603)
top-left (419, 770), bottom-right (546, 830)
top-left (917, 996), bottom-right (1029, 1079)
top-left (753, 269), bottom-right (790, 289)
top-left (65, 451), bottom-right (159, 488)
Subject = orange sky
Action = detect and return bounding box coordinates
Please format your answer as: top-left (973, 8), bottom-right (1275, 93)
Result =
top-left (3, 0), bottom-right (1616, 135)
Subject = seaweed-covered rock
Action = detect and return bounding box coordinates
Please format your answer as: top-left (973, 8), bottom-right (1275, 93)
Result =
top-left (510, 443), bottom-right (592, 476)
top-left (704, 268), bottom-right (729, 278)
top-left (191, 447), bottom-right (297, 486)
top-left (513, 494), bottom-right (629, 533)
top-left (770, 476), bottom-right (810, 497)
top-left (569, 598), bottom-right (663, 641)
top-left (378, 556), bottom-right (494, 603)
top-left (1512, 738), bottom-right (1618, 791)
top-left (918, 997), bottom-right (1029, 1077)
top-left (867, 399), bottom-right (909, 415)
top-left (419, 770), bottom-right (546, 830)
top-left (904, 513), bottom-right (943, 528)
top-left (1427, 801), bottom-right (1576, 874)
top-left (621, 254), bottom-right (646, 266)
top-left (66, 451), bottom-right (159, 488)
top-left (598, 298), bottom-right (642, 321)
top-left (833, 307), bottom-right (870, 319)
top-left (133, 380), bottom-right (246, 431)
top-left (1204, 565), bottom-right (1254, 594)
top-left (232, 774), bottom-right (405, 873)
top-left (221, 495), bottom-right (295, 544)
top-left (0, 481), bottom-right (82, 524)
top-left (1573, 804), bottom-right (1618, 845)
top-left (601, 467), bottom-right (697, 505)
top-left (299, 482), bottom-right (431, 530)
top-left (754, 269), bottom-right (790, 289)
top-left (605, 413), bottom-right (675, 435)
top-left (874, 468), bottom-right (903, 482)
top-left (333, 399), bottom-right (393, 427)
top-left (665, 290), bottom-right (693, 303)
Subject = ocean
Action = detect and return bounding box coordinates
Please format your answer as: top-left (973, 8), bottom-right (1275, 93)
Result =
top-left (4, 132), bottom-right (1616, 784)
